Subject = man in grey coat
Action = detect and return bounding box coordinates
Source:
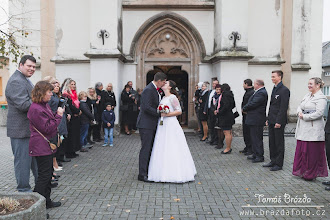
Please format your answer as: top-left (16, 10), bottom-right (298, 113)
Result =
top-left (5, 55), bottom-right (38, 192)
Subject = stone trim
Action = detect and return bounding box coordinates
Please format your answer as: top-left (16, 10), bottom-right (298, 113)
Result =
top-left (205, 51), bottom-right (254, 63)
top-left (122, 1), bottom-right (214, 10)
top-left (51, 56), bottom-right (90, 64)
top-left (129, 12), bottom-right (206, 59)
top-left (144, 58), bottom-right (191, 62)
top-left (248, 57), bottom-right (286, 65)
top-left (291, 63), bottom-right (311, 71)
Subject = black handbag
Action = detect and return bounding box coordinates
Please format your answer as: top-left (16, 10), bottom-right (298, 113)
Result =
top-left (233, 106), bottom-right (239, 118)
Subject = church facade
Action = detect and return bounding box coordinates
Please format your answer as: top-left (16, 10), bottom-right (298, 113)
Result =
top-left (3, 0), bottom-right (324, 126)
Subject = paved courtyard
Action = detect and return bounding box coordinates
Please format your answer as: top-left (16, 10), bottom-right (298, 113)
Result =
top-left (0, 126), bottom-right (329, 220)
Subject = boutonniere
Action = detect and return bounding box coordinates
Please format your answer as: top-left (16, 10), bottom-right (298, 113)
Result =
top-left (275, 95), bottom-right (279, 99)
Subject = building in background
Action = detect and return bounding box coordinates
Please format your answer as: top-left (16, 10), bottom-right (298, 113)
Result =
top-left (1, 0), bottom-right (325, 126)
top-left (322, 41), bottom-right (330, 97)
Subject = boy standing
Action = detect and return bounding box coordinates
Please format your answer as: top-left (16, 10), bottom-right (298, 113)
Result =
top-left (102, 103), bottom-right (115, 147)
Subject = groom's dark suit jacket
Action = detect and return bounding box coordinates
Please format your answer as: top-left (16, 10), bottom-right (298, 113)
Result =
top-left (136, 82), bottom-right (160, 130)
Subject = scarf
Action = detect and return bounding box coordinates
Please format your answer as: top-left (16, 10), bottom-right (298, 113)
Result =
top-left (216, 94), bottom-right (222, 112)
top-left (63, 90), bottom-right (80, 108)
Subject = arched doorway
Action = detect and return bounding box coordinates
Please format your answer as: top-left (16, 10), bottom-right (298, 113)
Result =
top-left (146, 66), bottom-right (189, 125)
top-left (130, 12), bottom-right (206, 128)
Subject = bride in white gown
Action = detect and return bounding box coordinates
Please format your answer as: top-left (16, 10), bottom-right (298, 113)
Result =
top-left (148, 80), bottom-right (197, 183)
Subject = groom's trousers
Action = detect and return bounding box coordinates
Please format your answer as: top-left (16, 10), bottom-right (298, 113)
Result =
top-left (138, 128), bottom-right (157, 177)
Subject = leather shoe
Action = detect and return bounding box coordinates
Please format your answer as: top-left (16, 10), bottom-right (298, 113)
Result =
top-left (239, 149), bottom-right (247, 154)
top-left (244, 151), bottom-right (253, 156)
top-left (247, 155), bottom-right (256, 160)
top-left (270, 165), bottom-right (282, 171)
top-left (50, 182), bottom-right (58, 188)
top-left (46, 201), bottom-right (61, 209)
top-left (325, 186), bottom-right (330, 191)
top-left (252, 158), bottom-right (264, 163)
top-left (262, 162), bottom-right (275, 167)
top-left (138, 175), bottom-right (152, 183)
top-left (210, 142), bottom-right (218, 146)
top-left (221, 149), bottom-right (232, 154)
top-left (322, 181), bottom-right (330, 186)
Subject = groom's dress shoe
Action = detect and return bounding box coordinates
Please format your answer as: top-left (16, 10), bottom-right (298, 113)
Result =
top-left (138, 175), bottom-right (152, 183)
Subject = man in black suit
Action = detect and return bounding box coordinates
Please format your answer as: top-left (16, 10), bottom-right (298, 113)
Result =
top-left (323, 105), bottom-right (330, 191)
top-left (137, 72), bottom-right (167, 182)
top-left (242, 79), bottom-right (268, 163)
top-left (263, 70), bottom-right (290, 171)
top-left (240, 79), bottom-right (254, 155)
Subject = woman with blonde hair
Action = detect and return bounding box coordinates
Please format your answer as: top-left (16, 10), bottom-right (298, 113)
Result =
top-left (87, 87), bottom-right (101, 144)
top-left (62, 79), bottom-right (81, 158)
top-left (293, 77), bottom-right (328, 180)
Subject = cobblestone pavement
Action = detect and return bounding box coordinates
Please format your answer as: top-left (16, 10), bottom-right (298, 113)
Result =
top-left (0, 126), bottom-right (329, 220)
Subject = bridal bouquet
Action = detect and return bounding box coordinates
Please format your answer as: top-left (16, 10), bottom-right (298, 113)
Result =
top-left (157, 104), bottom-right (170, 125)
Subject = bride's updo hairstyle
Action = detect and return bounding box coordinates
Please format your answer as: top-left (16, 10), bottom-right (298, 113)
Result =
top-left (168, 80), bottom-right (179, 97)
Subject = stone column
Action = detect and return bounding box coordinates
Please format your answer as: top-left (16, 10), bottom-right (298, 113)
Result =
top-left (86, 0), bottom-right (123, 125)
top-left (212, 0), bottom-right (251, 123)
top-left (214, 0), bottom-right (249, 52)
top-left (40, 0), bottom-right (56, 78)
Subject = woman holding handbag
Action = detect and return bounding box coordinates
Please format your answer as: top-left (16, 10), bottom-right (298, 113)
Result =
top-left (215, 83), bottom-right (236, 154)
top-left (27, 81), bottom-right (64, 209)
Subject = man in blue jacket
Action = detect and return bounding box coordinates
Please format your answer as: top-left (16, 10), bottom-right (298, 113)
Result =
top-left (242, 79), bottom-right (268, 163)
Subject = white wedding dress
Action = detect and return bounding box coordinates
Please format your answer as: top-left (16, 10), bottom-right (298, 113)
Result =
top-left (148, 94), bottom-right (197, 183)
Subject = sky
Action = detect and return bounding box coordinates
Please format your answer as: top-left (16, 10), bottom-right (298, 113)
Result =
top-left (324, 0), bottom-right (330, 42)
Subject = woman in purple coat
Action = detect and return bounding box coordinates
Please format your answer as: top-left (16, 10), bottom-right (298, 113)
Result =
top-left (28, 81), bottom-right (64, 209)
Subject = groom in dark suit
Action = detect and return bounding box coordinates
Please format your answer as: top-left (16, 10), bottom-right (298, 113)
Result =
top-left (137, 72), bottom-right (167, 182)
top-left (242, 79), bottom-right (268, 163)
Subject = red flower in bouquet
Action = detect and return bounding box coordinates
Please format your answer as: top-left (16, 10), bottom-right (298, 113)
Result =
top-left (157, 104), bottom-right (170, 125)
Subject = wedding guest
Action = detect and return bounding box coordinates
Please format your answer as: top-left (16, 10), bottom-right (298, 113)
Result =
top-left (94, 82), bottom-right (104, 142)
top-left (102, 103), bottom-right (116, 147)
top-left (323, 104), bottom-right (330, 191)
top-left (101, 83), bottom-right (116, 110)
top-left (127, 81), bottom-right (138, 130)
top-left (194, 82), bottom-right (203, 134)
top-left (5, 55), bottom-right (38, 192)
top-left (95, 82), bottom-right (103, 97)
top-left (27, 81), bottom-right (63, 209)
top-left (215, 84), bottom-right (236, 154)
top-left (199, 82), bottom-right (209, 141)
top-left (79, 91), bottom-right (95, 152)
top-left (62, 79), bottom-right (81, 158)
top-left (44, 76), bottom-right (68, 171)
top-left (206, 79), bottom-right (219, 145)
top-left (136, 88), bottom-right (143, 115)
top-left (211, 84), bottom-right (225, 149)
top-left (240, 79), bottom-right (254, 155)
top-left (263, 70), bottom-right (290, 171)
top-left (243, 79), bottom-right (268, 163)
top-left (293, 77), bottom-right (328, 181)
top-left (87, 87), bottom-right (100, 144)
top-left (121, 84), bottom-right (135, 135)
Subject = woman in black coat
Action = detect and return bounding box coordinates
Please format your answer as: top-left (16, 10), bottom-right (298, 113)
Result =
top-left (198, 83), bottom-right (209, 141)
top-left (121, 85), bottom-right (135, 135)
top-left (211, 84), bottom-right (225, 150)
top-left (62, 80), bottom-right (81, 158)
top-left (215, 83), bottom-right (235, 154)
top-left (87, 87), bottom-right (100, 144)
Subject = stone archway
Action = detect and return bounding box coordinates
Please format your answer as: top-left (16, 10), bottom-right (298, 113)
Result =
top-left (130, 12), bottom-right (206, 128)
